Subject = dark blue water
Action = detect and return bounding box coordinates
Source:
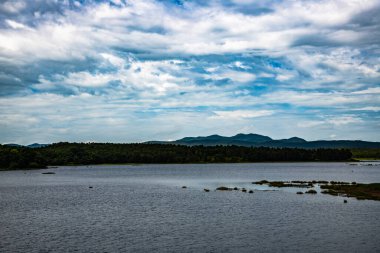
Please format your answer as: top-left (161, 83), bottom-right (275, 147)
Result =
top-left (1, 163), bottom-right (380, 252)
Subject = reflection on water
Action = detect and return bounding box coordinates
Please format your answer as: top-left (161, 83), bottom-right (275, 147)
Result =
top-left (1, 163), bottom-right (380, 252)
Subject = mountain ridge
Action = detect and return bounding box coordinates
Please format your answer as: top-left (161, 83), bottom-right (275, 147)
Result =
top-left (4, 133), bottom-right (380, 149)
top-left (147, 133), bottom-right (380, 149)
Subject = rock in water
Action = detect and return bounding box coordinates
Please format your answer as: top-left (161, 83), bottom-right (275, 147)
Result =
top-left (305, 189), bottom-right (317, 194)
top-left (216, 186), bottom-right (232, 191)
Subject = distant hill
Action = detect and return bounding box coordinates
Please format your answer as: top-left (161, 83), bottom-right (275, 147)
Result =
top-left (4, 135), bottom-right (380, 149)
top-left (27, 143), bottom-right (50, 148)
top-left (147, 133), bottom-right (380, 149)
top-left (4, 143), bottom-right (23, 147)
top-left (4, 143), bottom-right (50, 148)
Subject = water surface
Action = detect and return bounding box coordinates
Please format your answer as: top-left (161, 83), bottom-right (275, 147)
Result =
top-left (1, 163), bottom-right (379, 252)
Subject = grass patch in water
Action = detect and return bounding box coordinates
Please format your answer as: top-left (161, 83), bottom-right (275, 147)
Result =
top-left (253, 180), bottom-right (313, 188)
top-left (320, 183), bottom-right (380, 201)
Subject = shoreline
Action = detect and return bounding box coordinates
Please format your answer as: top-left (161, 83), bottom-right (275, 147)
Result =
top-left (1, 160), bottom-right (379, 172)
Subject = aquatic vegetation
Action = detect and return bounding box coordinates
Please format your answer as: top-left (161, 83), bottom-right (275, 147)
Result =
top-left (292, 180), bottom-right (309, 184)
top-left (253, 180), bottom-right (313, 188)
top-left (329, 181), bottom-right (350, 185)
top-left (207, 180), bottom-right (379, 200)
top-left (216, 186), bottom-right (233, 191)
top-left (253, 180), bottom-right (269, 185)
top-left (214, 186), bottom-right (253, 193)
top-left (320, 183), bottom-right (380, 201)
top-left (313, 180), bottom-right (329, 184)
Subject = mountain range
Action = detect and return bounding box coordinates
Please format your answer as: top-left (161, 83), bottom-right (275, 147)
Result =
top-left (4, 134), bottom-right (380, 149)
top-left (147, 133), bottom-right (380, 149)
top-left (4, 143), bottom-right (50, 148)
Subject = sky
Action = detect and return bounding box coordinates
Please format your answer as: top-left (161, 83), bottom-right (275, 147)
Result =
top-left (0, 0), bottom-right (379, 144)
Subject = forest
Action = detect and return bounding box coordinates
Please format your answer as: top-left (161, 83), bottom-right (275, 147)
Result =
top-left (0, 142), bottom-right (354, 170)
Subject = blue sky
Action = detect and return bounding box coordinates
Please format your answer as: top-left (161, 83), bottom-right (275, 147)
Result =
top-left (0, 0), bottom-right (379, 144)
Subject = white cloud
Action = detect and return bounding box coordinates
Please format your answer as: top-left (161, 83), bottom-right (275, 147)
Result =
top-left (35, 72), bottom-right (114, 89)
top-left (0, 114), bottom-right (39, 125)
top-left (0, 23), bottom-right (94, 64)
top-left (5, 19), bottom-right (28, 29)
top-left (0, 90), bottom-right (377, 144)
top-left (233, 61), bottom-right (250, 70)
top-left (212, 110), bottom-right (274, 119)
top-left (0, 1), bottom-right (26, 13)
top-left (0, 0), bottom-right (380, 143)
top-left (276, 73), bottom-right (295, 81)
top-left (261, 90), bottom-right (359, 107)
top-left (326, 116), bottom-right (363, 126)
top-left (297, 121), bottom-right (324, 128)
top-left (100, 53), bottom-right (126, 68)
top-left (350, 106), bottom-right (380, 112)
top-left (352, 87), bottom-right (380, 94)
top-left (34, 58), bottom-right (189, 95)
top-left (207, 70), bottom-right (256, 83)
top-left (297, 115), bottom-right (363, 128)
top-left (281, 47), bottom-right (380, 91)
top-left (61, 72), bottom-right (115, 88)
top-left (1, 0), bottom-right (378, 64)
top-left (274, 0), bottom-right (379, 28)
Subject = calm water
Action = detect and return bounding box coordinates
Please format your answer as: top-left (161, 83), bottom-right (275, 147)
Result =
top-left (1, 162), bottom-right (380, 252)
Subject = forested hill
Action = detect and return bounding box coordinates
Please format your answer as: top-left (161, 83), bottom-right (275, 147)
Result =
top-left (0, 143), bottom-right (353, 170)
top-left (147, 133), bottom-right (380, 149)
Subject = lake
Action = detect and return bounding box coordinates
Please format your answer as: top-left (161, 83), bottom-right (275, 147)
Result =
top-left (1, 162), bottom-right (380, 252)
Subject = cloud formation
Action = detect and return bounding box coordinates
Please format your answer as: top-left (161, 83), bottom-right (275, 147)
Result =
top-left (0, 0), bottom-right (379, 144)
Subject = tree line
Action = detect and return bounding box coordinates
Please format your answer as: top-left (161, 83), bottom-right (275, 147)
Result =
top-left (0, 142), bottom-right (353, 170)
